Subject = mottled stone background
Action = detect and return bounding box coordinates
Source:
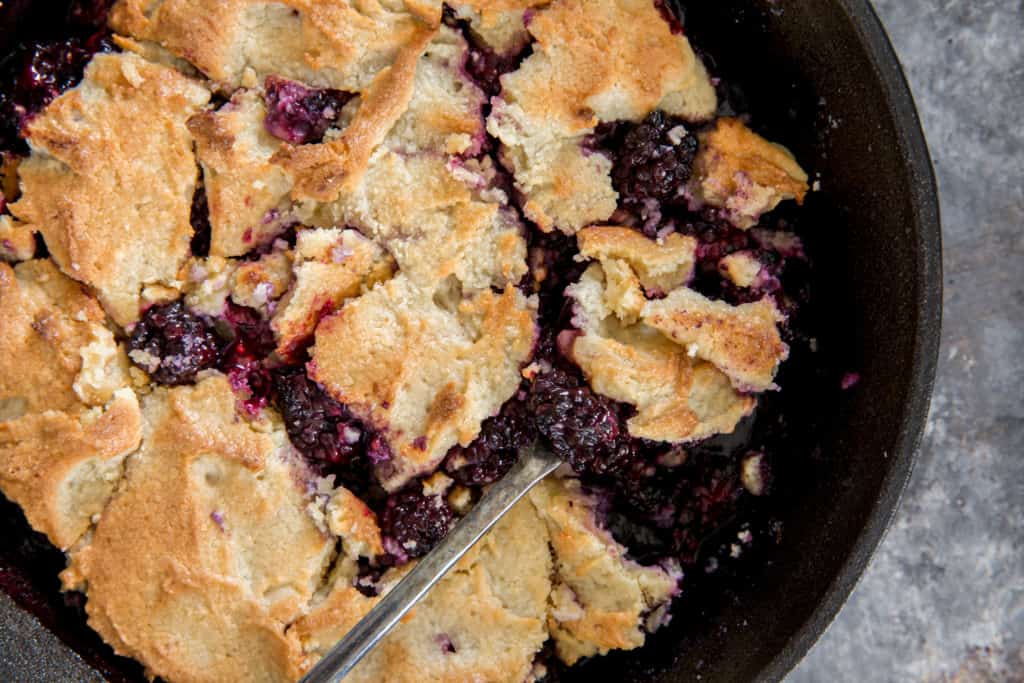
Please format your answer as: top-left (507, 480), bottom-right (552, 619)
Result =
top-left (1, 1), bottom-right (1021, 681)
top-left (790, 0), bottom-right (1024, 681)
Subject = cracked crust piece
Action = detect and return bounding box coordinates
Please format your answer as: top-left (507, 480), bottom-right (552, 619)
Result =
top-left (487, 0), bottom-right (716, 233)
top-left (689, 117), bottom-right (809, 229)
top-left (567, 264), bottom-right (754, 442)
top-left (448, 0), bottom-right (548, 54)
top-left (0, 260), bottom-right (142, 550)
top-left (719, 250), bottom-right (763, 288)
top-left (110, 0), bottom-right (442, 91)
top-left (643, 287), bottom-right (789, 392)
top-left (232, 250), bottom-right (295, 315)
top-left (182, 250), bottom-right (295, 318)
top-left (325, 486), bottom-right (384, 561)
top-left (272, 228), bottom-right (395, 356)
top-left (295, 493), bottom-right (551, 683)
top-left (306, 152), bottom-right (528, 294)
top-left (0, 215), bottom-right (36, 262)
top-left (62, 376), bottom-right (333, 683)
top-left (488, 98), bottom-right (618, 234)
top-left (182, 256), bottom-right (241, 316)
top-left (11, 52), bottom-right (210, 326)
top-left (387, 26), bottom-right (488, 156)
top-left (501, 0), bottom-right (716, 133)
top-left (188, 89), bottom-right (295, 257)
top-left (274, 24), bottom-right (436, 201)
top-left (577, 226), bottom-right (697, 295)
top-left (310, 276), bottom-right (536, 491)
top-left (530, 478), bottom-right (679, 665)
top-left (276, 24), bottom-right (484, 201)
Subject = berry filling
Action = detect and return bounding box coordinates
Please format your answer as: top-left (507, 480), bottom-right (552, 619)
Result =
top-left (272, 367), bottom-right (372, 470)
top-left (127, 302), bottom-right (221, 386)
top-left (601, 111), bottom-right (699, 207)
top-left (262, 76), bottom-right (355, 145)
top-left (2, 1), bottom-right (824, 664)
top-left (218, 303), bottom-right (275, 414)
top-left (189, 182), bottom-right (212, 257)
top-left (380, 486), bottom-right (455, 562)
top-left (443, 393), bottom-right (535, 486)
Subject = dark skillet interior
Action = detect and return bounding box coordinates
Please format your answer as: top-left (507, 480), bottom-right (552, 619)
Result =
top-left (0, 0), bottom-right (941, 681)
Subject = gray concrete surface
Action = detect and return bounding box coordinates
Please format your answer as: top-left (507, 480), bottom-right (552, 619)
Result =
top-left (789, 1), bottom-right (1024, 681)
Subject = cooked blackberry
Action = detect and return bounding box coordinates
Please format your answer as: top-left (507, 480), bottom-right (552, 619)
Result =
top-left (127, 301), bottom-right (221, 386)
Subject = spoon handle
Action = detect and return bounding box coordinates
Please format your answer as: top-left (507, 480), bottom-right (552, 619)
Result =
top-left (300, 446), bottom-right (562, 683)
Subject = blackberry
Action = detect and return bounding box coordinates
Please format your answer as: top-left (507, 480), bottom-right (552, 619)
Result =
top-left (528, 368), bottom-right (638, 477)
top-left (218, 303), bottom-right (275, 414)
top-left (127, 301), bottom-right (221, 385)
top-left (443, 397), bottom-right (535, 486)
top-left (611, 111), bottom-right (698, 205)
top-left (262, 76), bottom-right (354, 145)
top-left (271, 367), bottom-right (365, 468)
top-left (380, 486), bottom-right (454, 560)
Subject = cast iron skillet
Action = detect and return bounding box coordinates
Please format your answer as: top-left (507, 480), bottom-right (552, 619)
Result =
top-left (0, 0), bottom-right (941, 680)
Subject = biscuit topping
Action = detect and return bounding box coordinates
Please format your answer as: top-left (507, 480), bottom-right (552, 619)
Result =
top-left (0, 1), bottom-right (819, 680)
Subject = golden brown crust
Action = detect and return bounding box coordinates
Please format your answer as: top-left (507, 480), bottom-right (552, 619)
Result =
top-left (0, 260), bottom-right (142, 549)
top-left (690, 117), bottom-right (809, 229)
top-left (387, 27), bottom-right (488, 155)
top-left (271, 228), bottom-right (395, 356)
top-left (11, 52), bottom-right (210, 325)
top-left (232, 250), bottom-right (295, 314)
top-left (306, 152), bottom-right (528, 294)
top-left (110, 0), bottom-right (442, 91)
top-left (326, 487), bottom-right (384, 559)
top-left (501, 0), bottom-right (716, 134)
top-left (487, 98), bottom-right (618, 234)
top-left (577, 226), bottom-right (697, 295)
top-left (188, 89), bottom-right (294, 257)
top-left (275, 25), bottom-right (437, 201)
top-left (719, 250), bottom-right (763, 288)
top-left (567, 264), bottom-right (754, 442)
top-left (642, 287), bottom-right (789, 392)
top-left (486, 0), bottom-right (716, 234)
top-left (0, 215), bottom-right (36, 263)
top-left (448, 0), bottom-right (547, 54)
top-left (64, 376), bottom-right (333, 683)
top-left (310, 278), bottom-right (535, 490)
top-left (530, 478), bottom-right (678, 665)
top-left (296, 494), bottom-right (551, 683)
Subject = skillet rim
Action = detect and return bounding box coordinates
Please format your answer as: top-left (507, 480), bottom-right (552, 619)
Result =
top-left (755, 0), bottom-right (942, 680)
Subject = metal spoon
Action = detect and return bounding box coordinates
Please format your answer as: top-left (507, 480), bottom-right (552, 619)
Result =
top-left (301, 445), bottom-right (562, 683)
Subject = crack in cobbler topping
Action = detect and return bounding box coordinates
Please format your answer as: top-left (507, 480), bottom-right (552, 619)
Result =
top-left (262, 76), bottom-right (355, 145)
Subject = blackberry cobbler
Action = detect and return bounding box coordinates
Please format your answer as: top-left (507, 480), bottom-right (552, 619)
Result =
top-left (0, 1), bottom-right (816, 681)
